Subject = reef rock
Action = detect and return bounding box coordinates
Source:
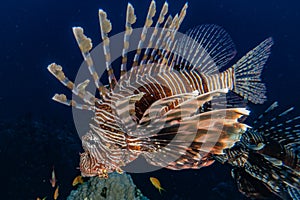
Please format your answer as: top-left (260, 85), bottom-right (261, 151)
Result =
top-left (67, 172), bottom-right (149, 200)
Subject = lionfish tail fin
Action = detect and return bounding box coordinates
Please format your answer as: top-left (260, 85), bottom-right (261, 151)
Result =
top-left (233, 37), bottom-right (274, 104)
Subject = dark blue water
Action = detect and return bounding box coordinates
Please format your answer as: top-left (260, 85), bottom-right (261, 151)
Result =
top-left (1, 0), bottom-right (299, 199)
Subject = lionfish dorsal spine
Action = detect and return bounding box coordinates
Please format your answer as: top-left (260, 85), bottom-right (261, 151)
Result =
top-left (50, 94), bottom-right (91, 110)
top-left (159, 3), bottom-right (188, 66)
top-left (140, 1), bottom-right (169, 65)
top-left (120, 3), bottom-right (136, 77)
top-left (253, 101), bottom-right (279, 125)
top-left (47, 63), bottom-right (97, 110)
top-left (157, 14), bottom-right (179, 65)
top-left (98, 9), bottom-right (117, 90)
top-left (148, 15), bottom-right (172, 64)
top-left (132, 0), bottom-right (156, 67)
top-left (256, 105), bottom-right (295, 133)
top-left (72, 27), bottom-right (107, 98)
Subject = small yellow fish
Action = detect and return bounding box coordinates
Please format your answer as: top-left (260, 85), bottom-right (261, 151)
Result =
top-left (50, 166), bottom-right (56, 188)
top-left (72, 175), bottom-right (84, 186)
top-left (150, 177), bottom-right (165, 194)
top-left (54, 186), bottom-right (59, 200)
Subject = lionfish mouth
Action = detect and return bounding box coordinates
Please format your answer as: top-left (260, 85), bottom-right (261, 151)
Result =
top-left (79, 152), bottom-right (109, 178)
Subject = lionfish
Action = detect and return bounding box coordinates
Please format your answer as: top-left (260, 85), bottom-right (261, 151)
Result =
top-left (46, 0), bottom-right (299, 199)
top-left (214, 102), bottom-right (300, 200)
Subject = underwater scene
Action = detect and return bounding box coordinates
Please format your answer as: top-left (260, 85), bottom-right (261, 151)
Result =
top-left (1, 0), bottom-right (300, 199)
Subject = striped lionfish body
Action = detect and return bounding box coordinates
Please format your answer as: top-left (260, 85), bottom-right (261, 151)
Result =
top-left (214, 102), bottom-right (300, 200)
top-left (48, 0), bottom-right (274, 187)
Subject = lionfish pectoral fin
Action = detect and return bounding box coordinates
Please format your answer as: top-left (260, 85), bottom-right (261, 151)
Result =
top-left (231, 168), bottom-right (276, 199)
top-left (112, 92), bottom-right (148, 133)
top-left (139, 104), bottom-right (249, 169)
top-left (139, 90), bottom-right (201, 126)
top-left (250, 102), bottom-right (300, 171)
top-left (261, 154), bottom-right (283, 166)
top-left (232, 37), bottom-right (274, 104)
top-left (138, 89), bottom-right (230, 136)
top-left (240, 153), bottom-right (300, 199)
top-left (116, 92), bottom-right (146, 106)
top-left (288, 186), bottom-right (300, 200)
top-left (190, 108), bottom-right (250, 154)
top-left (165, 154), bottom-right (216, 170)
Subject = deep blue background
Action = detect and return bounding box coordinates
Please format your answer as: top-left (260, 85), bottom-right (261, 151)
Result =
top-left (1, 0), bottom-right (299, 199)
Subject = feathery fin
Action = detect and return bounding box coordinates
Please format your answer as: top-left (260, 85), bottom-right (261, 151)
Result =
top-left (288, 186), bottom-right (300, 200)
top-left (174, 24), bottom-right (237, 73)
top-left (253, 101), bottom-right (278, 125)
top-left (136, 89), bottom-right (249, 169)
top-left (231, 167), bottom-right (276, 199)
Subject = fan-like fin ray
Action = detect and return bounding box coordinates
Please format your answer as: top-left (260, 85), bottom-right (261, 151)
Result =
top-left (233, 37), bottom-right (274, 104)
top-left (174, 24), bottom-right (237, 73)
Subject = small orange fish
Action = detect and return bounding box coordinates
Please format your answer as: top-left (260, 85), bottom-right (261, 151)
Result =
top-left (54, 186), bottom-right (59, 200)
top-left (150, 177), bottom-right (165, 194)
top-left (72, 175), bottom-right (84, 186)
top-left (50, 166), bottom-right (56, 188)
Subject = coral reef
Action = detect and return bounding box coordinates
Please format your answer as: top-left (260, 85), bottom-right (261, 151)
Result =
top-left (67, 172), bottom-right (149, 200)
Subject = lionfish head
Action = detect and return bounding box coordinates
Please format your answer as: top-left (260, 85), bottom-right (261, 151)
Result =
top-left (79, 152), bottom-right (109, 178)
